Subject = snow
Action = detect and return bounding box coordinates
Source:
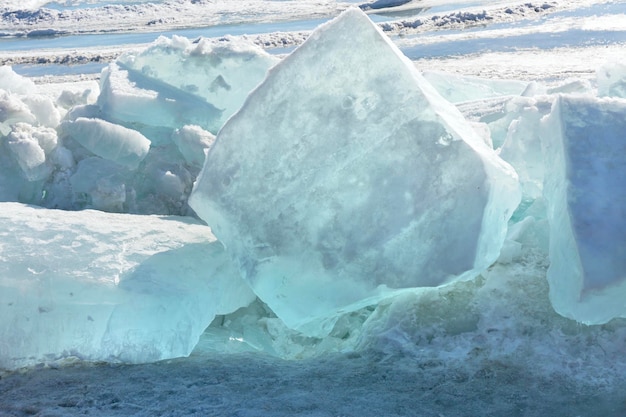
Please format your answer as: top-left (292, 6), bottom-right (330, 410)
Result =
top-left (1, 0), bottom-right (626, 414)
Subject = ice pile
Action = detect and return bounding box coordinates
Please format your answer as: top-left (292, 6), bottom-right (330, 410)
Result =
top-left (0, 203), bottom-right (255, 370)
top-left (189, 8), bottom-right (521, 336)
top-left (0, 36), bottom-right (276, 215)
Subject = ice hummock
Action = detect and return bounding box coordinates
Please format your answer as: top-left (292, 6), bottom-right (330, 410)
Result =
top-left (189, 8), bottom-right (521, 337)
top-left (541, 94), bottom-right (626, 324)
top-left (0, 203), bottom-right (255, 370)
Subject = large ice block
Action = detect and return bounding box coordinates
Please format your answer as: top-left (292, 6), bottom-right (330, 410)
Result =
top-left (542, 95), bottom-right (626, 324)
top-left (189, 8), bottom-right (520, 336)
top-left (0, 203), bottom-right (255, 370)
top-left (60, 117), bottom-right (150, 170)
top-left (597, 61), bottom-right (626, 98)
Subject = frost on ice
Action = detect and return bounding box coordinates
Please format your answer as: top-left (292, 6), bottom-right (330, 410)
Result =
top-left (190, 8), bottom-right (521, 336)
top-left (0, 203), bottom-right (255, 370)
top-left (542, 95), bottom-right (626, 324)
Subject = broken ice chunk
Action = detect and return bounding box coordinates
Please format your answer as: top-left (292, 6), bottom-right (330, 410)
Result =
top-left (190, 8), bottom-right (520, 337)
top-left (98, 63), bottom-right (221, 141)
top-left (422, 70), bottom-right (527, 104)
top-left (0, 203), bottom-right (255, 370)
top-left (597, 61), bottom-right (626, 98)
top-left (172, 125), bottom-right (216, 168)
top-left (108, 35), bottom-right (279, 135)
top-left (5, 123), bottom-right (57, 182)
top-left (60, 117), bottom-right (150, 170)
top-left (542, 94), bottom-right (626, 324)
top-left (499, 96), bottom-right (552, 201)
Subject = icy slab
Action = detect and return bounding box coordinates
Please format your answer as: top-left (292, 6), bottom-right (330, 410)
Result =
top-left (542, 95), bottom-right (626, 324)
top-left (172, 125), bottom-right (216, 169)
top-left (190, 8), bottom-right (520, 337)
top-left (422, 71), bottom-right (528, 104)
top-left (597, 61), bottom-right (626, 98)
top-left (60, 117), bottom-right (150, 170)
top-left (4, 123), bottom-right (56, 182)
top-left (0, 203), bottom-right (255, 371)
top-left (102, 35), bottom-right (279, 135)
top-left (498, 96), bottom-right (553, 201)
top-left (0, 66), bottom-right (36, 95)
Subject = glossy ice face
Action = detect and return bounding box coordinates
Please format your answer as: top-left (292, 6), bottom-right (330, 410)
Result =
top-left (190, 8), bottom-right (520, 337)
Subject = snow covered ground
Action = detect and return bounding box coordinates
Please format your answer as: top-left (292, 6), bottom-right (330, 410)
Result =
top-left (2, 0), bottom-right (626, 416)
